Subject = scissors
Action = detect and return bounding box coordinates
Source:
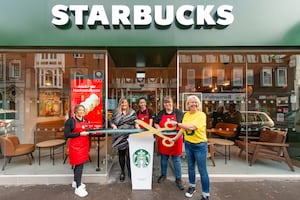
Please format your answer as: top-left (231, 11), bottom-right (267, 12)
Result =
top-left (134, 119), bottom-right (177, 147)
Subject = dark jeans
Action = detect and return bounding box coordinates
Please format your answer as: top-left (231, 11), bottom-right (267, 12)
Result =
top-left (184, 141), bottom-right (210, 193)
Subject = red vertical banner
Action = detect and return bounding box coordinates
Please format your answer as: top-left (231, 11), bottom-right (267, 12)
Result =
top-left (71, 78), bottom-right (103, 129)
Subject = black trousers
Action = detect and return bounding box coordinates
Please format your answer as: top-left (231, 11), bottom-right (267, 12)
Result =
top-left (118, 148), bottom-right (130, 175)
top-left (74, 163), bottom-right (84, 188)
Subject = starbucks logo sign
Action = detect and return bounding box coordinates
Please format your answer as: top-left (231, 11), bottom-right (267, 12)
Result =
top-left (133, 149), bottom-right (150, 168)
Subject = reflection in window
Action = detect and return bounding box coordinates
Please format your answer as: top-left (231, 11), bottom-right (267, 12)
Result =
top-left (9, 60), bottom-right (21, 79)
top-left (261, 68), bottom-right (272, 87)
top-left (35, 53), bottom-right (64, 88)
top-left (45, 70), bottom-right (53, 86)
top-left (247, 69), bottom-right (254, 85)
top-left (276, 67), bottom-right (287, 87)
top-left (39, 68), bottom-right (62, 88)
top-left (232, 68), bottom-right (243, 87)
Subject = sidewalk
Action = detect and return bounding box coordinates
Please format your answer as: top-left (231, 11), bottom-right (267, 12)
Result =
top-left (1, 179), bottom-right (299, 200)
top-left (1, 152), bottom-right (299, 200)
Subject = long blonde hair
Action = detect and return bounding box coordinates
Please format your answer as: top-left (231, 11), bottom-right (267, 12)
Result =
top-left (116, 98), bottom-right (130, 114)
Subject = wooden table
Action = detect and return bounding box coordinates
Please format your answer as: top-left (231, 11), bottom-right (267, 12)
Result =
top-left (36, 139), bottom-right (66, 165)
top-left (208, 138), bottom-right (234, 164)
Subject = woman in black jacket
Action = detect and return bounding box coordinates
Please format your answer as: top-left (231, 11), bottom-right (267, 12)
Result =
top-left (110, 98), bottom-right (137, 181)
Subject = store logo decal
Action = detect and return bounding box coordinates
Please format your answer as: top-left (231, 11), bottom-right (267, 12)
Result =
top-left (133, 149), bottom-right (150, 168)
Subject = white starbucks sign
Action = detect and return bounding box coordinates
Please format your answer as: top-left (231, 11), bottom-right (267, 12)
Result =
top-left (51, 4), bottom-right (234, 27)
top-left (132, 149), bottom-right (151, 168)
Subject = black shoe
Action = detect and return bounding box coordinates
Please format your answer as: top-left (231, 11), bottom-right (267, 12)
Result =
top-left (120, 173), bottom-right (125, 182)
top-left (185, 186), bottom-right (196, 198)
top-left (157, 175), bottom-right (166, 183)
top-left (175, 179), bottom-right (184, 190)
top-left (201, 195), bottom-right (209, 200)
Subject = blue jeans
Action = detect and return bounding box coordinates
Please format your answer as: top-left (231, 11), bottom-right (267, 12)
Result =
top-left (160, 154), bottom-right (182, 179)
top-left (184, 141), bottom-right (210, 193)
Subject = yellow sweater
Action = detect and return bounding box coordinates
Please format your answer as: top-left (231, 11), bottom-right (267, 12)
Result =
top-left (182, 111), bottom-right (207, 143)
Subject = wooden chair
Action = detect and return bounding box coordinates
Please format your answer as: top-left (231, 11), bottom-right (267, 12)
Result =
top-left (207, 142), bottom-right (216, 166)
top-left (236, 129), bottom-right (295, 171)
top-left (207, 122), bottom-right (238, 139)
top-left (0, 134), bottom-right (35, 170)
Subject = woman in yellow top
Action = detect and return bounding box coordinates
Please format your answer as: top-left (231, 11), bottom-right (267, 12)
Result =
top-left (171, 95), bottom-right (210, 200)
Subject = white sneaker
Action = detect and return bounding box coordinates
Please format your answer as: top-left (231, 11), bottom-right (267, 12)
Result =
top-left (72, 181), bottom-right (86, 189)
top-left (75, 185), bottom-right (88, 197)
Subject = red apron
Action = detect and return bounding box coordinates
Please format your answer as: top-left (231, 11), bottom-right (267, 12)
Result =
top-left (157, 113), bottom-right (182, 156)
top-left (69, 118), bottom-right (90, 165)
top-left (138, 108), bottom-right (150, 128)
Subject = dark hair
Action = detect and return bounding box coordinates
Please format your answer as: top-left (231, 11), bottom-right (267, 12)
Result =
top-left (138, 97), bottom-right (147, 103)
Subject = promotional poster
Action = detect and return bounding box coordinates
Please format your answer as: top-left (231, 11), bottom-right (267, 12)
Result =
top-left (71, 77), bottom-right (103, 129)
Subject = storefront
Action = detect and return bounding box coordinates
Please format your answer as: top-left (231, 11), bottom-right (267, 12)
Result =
top-left (1, 0), bottom-right (300, 181)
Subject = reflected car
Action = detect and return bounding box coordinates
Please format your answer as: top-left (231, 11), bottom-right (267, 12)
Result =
top-left (276, 109), bottom-right (300, 132)
top-left (0, 109), bottom-right (17, 135)
top-left (239, 111), bottom-right (275, 137)
top-left (285, 110), bottom-right (299, 129)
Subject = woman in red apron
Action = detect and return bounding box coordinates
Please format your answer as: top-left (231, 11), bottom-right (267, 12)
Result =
top-left (64, 104), bottom-right (90, 198)
top-left (154, 96), bottom-right (184, 190)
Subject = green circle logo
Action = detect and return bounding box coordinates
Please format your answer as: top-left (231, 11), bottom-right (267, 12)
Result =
top-left (133, 149), bottom-right (150, 168)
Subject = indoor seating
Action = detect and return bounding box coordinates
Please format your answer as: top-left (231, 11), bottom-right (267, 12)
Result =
top-left (236, 129), bottom-right (295, 171)
top-left (0, 134), bottom-right (35, 170)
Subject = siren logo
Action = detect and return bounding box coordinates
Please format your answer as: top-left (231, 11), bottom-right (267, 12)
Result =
top-left (133, 149), bottom-right (150, 168)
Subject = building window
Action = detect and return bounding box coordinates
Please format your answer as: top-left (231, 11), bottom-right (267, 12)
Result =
top-left (9, 60), bottom-right (21, 79)
top-left (261, 68), bottom-right (273, 87)
top-left (205, 54), bottom-right (218, 63)
top-left (217, 69), bottom-right (225, 85)
top-left (276, 67), bottom-right (287, 87)
top-left (247, 69), bottom-right (254, 85)
top-left (35, 53), bottom-right (65, 88)
top-left (261, 54), bottom-right (272, 63)
top-left (39, 68), bottom-right (63, 88)
top-left (232, 68), bottom-right (243, 87)
top-left (233, 54), bottom-right (244, 63)
top-left (186, 69), bottom-right (195, 89)
top-left (246, 54), bottom-right (258, 63)
top-left (220, 54), bottom-right (231, 64)
top-left (179, 54), bottom-right (191, 63)
top-left (192, 54), bottom-right (204, 63)
top-left (73, 53), bottom-right (84, 59)
top-left (202, 68), bottom-right (212, 86)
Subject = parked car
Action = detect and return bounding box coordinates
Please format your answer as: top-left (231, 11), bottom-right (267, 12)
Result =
top-left (0, 109), bottom-right (17, 135)
top-left (239, 111), bottom-right (275, 137)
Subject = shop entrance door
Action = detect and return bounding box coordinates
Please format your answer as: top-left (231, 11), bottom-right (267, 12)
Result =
top-left (108, 67), bottom-right (177, 114)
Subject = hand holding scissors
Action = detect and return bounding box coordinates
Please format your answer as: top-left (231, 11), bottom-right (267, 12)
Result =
top-left (134, 119), bottom-right (177, 147)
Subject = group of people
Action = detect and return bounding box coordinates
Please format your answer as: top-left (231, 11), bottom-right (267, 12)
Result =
top-left (64, 95), bottom-right (210, 200)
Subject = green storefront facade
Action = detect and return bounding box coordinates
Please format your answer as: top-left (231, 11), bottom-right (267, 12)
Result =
top-left (1, 0), bottom-right (300, 181)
